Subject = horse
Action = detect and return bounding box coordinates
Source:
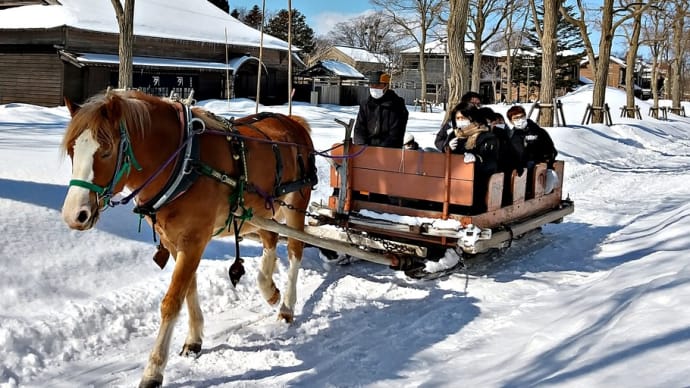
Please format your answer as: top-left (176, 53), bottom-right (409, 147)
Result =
top-left (60, 89), bottom-right (317, 387)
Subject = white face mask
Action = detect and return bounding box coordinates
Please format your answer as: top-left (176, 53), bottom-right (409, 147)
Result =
top-left (456, 119), bottom-right (471, 129)
top-left (495, 123), bottom-right (505, 129)
top-left (513, 118), bottom-right (527, 129)
top-left (369, 88), bottom-right (385, 99)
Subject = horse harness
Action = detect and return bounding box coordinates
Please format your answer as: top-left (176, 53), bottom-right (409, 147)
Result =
top-left (70, 100), bottom-right (318, 277)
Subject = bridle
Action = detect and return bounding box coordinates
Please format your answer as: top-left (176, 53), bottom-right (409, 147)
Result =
top-left (68, 121), bottom-right (142, 209)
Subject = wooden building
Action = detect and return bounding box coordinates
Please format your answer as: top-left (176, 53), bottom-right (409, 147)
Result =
top-left (580, 55), bottom-right (627, 89)
top-left (295, 59), bottom-right (367, 105)
top-left (0, 0), bottom-right (300, 106)
top-left (307, 46), bottom-right (387, 76)
top-left (399, 40), bottom-right (502, 105)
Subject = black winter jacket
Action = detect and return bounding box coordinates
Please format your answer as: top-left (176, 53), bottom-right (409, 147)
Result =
top-left (511, 119), bottom-right (558, 169)
top-left (353, 90), bottom-right (409, 148)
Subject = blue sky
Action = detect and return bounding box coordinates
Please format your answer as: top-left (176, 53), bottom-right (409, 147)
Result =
top-left (228, 0), bottom-right (375, 36)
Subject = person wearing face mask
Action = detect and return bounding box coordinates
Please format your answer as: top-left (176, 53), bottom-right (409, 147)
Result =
top-left (435, 102), bottom-right (472, 152)
top-left (435, 103), bottom-right (499, 212)
top-left (353, 71), bottom-right (409, 148)
top-left (506, 105), bottom-right (557, 170)
top-left (486, 110), bottom-right (522, 205)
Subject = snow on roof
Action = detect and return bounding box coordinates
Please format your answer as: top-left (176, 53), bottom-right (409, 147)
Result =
top-left (61, 51), bottom-right (265, 73)
top-left (580, 55), bottom-right (627, 68)
top-left (492, 48), bottom-right (584, 58)
top-left (300, 60), bottom-right (365, 79)
top-left (0, 0), bottom-right (292, 51)
top-left (401, 39), bottom-right (501, 57)
top-left (333, 46), bottom-right (386, 64)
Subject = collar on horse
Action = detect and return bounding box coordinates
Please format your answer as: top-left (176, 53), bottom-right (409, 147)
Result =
top-left (132, 102), bottom-right (203, 216)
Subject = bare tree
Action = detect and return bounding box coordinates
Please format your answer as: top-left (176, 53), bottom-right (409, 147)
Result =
top-left (447, 0), bottom-right (471, 112)
top-left (561, 0), bottom-right (650, 123)
top-left (529, 0), bottom-right (559, 127)
top-left (495, 0), bottom-right (530, 105)
top-left (642, 1), bottom-right (671, 111)
top-left (668, 0), bottom-right (689, 110)
top-left (480, 56), bottom-right (501, 100)
top-left (111, 0), bottom-right (135, 89)
top-left (372, 0), bottom-right (446, 112)
top-left (467, 0), bottom-right (511, 92)
top-left (331, 12), bottom-right (398, 53)
top-left (622, 2), bottom-right (643, 118)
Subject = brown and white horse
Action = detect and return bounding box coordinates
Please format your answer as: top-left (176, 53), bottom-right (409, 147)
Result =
top-left (60, 89), bottom-right (316, 387)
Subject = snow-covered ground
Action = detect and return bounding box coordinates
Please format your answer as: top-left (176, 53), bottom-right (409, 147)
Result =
top-left (2, 86), bottom-right (690, 387)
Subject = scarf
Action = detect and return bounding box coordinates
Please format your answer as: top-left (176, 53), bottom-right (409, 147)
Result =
top-left (455, 123), bottom-right (489, 150)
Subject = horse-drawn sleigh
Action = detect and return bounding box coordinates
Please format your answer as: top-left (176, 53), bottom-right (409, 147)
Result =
top-left (59, 89), bottom-right (572, 386)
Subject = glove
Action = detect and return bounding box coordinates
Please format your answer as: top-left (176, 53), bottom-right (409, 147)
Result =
top-left (449, 137), bottom-right (459, 150)
top-left (463, 152), bottom-right (476, 163)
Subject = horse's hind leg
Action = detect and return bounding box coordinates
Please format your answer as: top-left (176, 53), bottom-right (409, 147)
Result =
top-left (180, 273), bottom-right (204, 357)
top-left (279, 235), bottom-right (304, 322)
top-left (278, 193), bottom-right (309, 322)
top-left (257, 229), bottom-right (281, 307)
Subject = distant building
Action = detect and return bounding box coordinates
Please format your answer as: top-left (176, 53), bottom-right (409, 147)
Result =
top-left (580, 55), bottom-right (627, 89)
top-left (295, 59), bottom-right (367, 105)
top-left (399, 40), bottom-right (502, 104)
top-left (308, 45), bottom-right (388, 76)
top-left (0, 0), bottom-right (301, 106)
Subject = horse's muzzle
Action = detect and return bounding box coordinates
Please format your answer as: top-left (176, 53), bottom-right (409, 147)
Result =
top-left (62, 190), bottom-right (101, 230)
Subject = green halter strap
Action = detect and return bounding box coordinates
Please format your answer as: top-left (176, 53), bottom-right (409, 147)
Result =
top-left (69, 121), bottom-right (142, 208)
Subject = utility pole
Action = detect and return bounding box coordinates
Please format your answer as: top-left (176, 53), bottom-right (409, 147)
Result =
top-left (524, 61), bottom-right (534, 102)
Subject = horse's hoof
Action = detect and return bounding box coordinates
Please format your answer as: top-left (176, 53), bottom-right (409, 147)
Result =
top-left (139, 377), bottom-right (163, 388)
top-left (278, 305), bottom-right (294, 323)
top-left (180, 342), bottom-right (202, 358)
top-left (267, 289), bottom-right (281, 306)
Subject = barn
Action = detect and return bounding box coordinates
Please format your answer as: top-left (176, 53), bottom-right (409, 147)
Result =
top-left (0, 0), bottom-right (300, 106)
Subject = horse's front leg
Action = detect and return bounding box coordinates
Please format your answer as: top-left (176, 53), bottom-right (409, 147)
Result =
top-left (153, 240), bottom-right (203, 357)
top-left (140, 244), bottom-right (204, 388)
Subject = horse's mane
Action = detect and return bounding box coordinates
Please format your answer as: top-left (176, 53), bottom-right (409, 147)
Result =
top-left (61, 89), bottom-right (154, 154)
top-left (289, 115), bottom-right (311, 134)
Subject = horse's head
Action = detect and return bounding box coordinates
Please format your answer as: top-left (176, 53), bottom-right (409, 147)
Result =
top-left (61, 90), bottom-right (149, 230)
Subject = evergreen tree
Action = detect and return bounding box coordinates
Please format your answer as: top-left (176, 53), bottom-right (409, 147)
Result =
top-left (208, 0), bottom-right (229, 14)
top-left (230, 8), bottom-right (240, 19)
top-left (521, 4), bottom-right (584, 91)
top-left (264, 9), bottom-right (315, 54)
top-left (243, 5), bottom-right (264, 30)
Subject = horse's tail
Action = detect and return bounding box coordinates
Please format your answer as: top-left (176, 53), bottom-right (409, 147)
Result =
top-left (289, 115), bottom-right (311, 134)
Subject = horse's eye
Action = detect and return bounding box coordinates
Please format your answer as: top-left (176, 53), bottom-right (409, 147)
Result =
top-left (100, 149), bottom-right (113, 159)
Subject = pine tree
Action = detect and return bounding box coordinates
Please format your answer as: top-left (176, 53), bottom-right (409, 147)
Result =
top-left (243, 5), bottom-right (264, 30)
top-left (522, 4), bottom-right (584, 91)
top-left (264, 9), bottom-right (315, 54)
top-left (208, 0), bottom-right (229, 14)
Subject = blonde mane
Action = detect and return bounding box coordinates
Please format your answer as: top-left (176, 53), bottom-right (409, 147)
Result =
top-left (61, 89), bottom-right (154, 155)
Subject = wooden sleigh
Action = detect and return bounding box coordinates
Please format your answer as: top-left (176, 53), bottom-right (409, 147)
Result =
top-left (255, 119), bottom-right (574, 275)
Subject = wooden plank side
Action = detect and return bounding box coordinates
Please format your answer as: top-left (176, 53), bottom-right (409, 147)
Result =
top-left (533, 163), bottom-right (547, 198)
top-left (552, 161), bottom-right (565, 198)
top-left (330, 144), bottom-right (473, 180)
top-left (486, 172), bottom-right (504, 211)
top-left (350, 168), bottom-right (474, 205)
top-left (512, 170), bottom-right (527, 204)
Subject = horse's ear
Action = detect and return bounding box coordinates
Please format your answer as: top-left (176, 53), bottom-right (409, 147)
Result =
top-left (64, 97), bottom-right (81, 117)
top-left (100, 93), bottom-right (123, 123)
